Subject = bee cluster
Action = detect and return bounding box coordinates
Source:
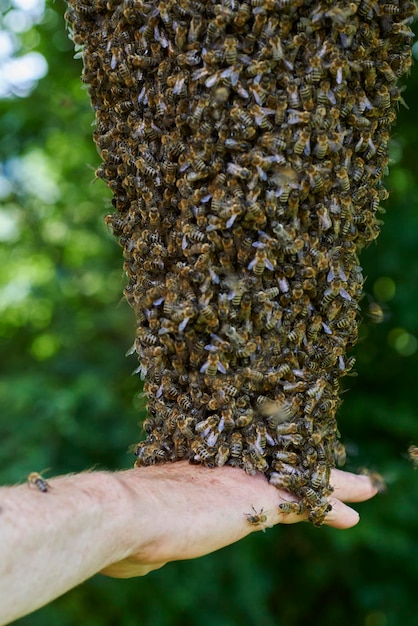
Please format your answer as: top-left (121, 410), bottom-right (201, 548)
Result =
top-left (66, 0), bottom-right (415, 524)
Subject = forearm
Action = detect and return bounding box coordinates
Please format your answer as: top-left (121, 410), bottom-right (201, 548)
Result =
top-left (0, 464), bottom-right (377, 624)
top-left (0, 464), bottom-right (250, 622)
top-left (0, 470), bottom-right (148, 625)
top-left (0, 464), bottom-right (257, 623)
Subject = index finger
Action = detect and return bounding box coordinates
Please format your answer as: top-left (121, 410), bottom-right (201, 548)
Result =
top-left (330, 469), bottom-right (379, 502)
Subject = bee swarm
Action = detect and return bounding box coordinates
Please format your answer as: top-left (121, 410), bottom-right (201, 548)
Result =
top-left (66, 0), bottom-right (415, 524)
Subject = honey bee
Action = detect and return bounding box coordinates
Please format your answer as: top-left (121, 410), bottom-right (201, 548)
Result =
top-left (305, 314), bottom-right (322, 341)
top-left (135, 443), bottom-right (168, 466)
top-left (343, 355), bottom-right (357, 375)
top-left (177, 393), bottom-right (194, 411)
top-left (119, 61), bottom-right (135, 87)
top-left (251, 104), bottom-right (274, 131)
top-left (191, 440), bottom-right (215, 466)
top-left (334, 441), bottom-right (347, 466)
top-left (334, 166), bottom-right (350, 191)
top-left (238, 292), bottom-right (252, 322)
top-left (284, 80), bottom-right (300, 108)
top-left (350, 157), bottom-right (365, 184)
top-left (378, 61), bottom-right (398, 85)
top-left (375, 84), bottom-right (391, 110)
top-left (224, 325), bottom-right (248, 348)
top-left (200, 352), bottom-right (227, 376)
top-left (276, 422), bottom-right (299, 436)
top-left (198, 302), bottom-right (219, 328)
top-left (327, 3), bottom-right (358, 24)
top-left (233, 2), bottom-right (251, 27)
top-left (261, 397), bottom-right (300, 425)
top-left (305, 165), bottom-right (324, 192)
top-left (279, 501), bottom-right (305, 515)
top-left (309, 503), bottom-right (332, 526)
top-left (256, 288), bottom-right (279, 305)
top-left (247, 249), bottom-right (275, 275)
top-left (27, 471), bottom-right (50, 493)
top-left (272, 468), bottom-right (304, 488)
top-left (251, 7), bottom-right (268, 35)
top-left (242, 367), bottom-right (264, 384)
top-left (214, 293), bottom-right (228, 321)
top-left (236, 340), bottom-right (258, 359)
top-left (224, 35), bottom-right (237, 65)
top-left (408, 445), bottom-right (418, 469)
top-left (399, 0), bottom-right (417, 17)
top-left (293, 129), bottom-right (311, 156)
top-left (360, 468), bottom-right (386, 493)
top-left (227, 432), bottom-right (242, 460)
top-left (175, 415), bottom-right (194, 440)
top-left (221, 384), bottom-right (238, 398)
top-left (274, 96), bottom-right (288, 125)
top-left (278, 432), bottom-right (305, 449)
top-left (311, 130), bottom-right (328, 159)
top-left (173, 22), bottom-right (188, 49)
top-left (305, 55), bottom-right (323, 83)
top-left (311, 463), bottom-right (329, 489)
top-left (235, 410), bottom-right (254, 428)
top-left (245, 506), bottom-right (268, 526)
top-left (274, 450), bottom-right (299, 465)
top-left (138, 329), bottom-right (158, 346)
top-left (208, 393), bottom-right (228, 410)
top-left (303, 487), bottom-right (320, 503)
top-left (245, 446), bottom-right (269, 473)
top-left (215, 444), bottom-right (230, 467)
top-left (324, 296), bottom-right (343, 322)
top-left (226, 162), bottom-right (251, 180)
top-left (367, 301), bottom-right (385, 324)
top-left (195, 415), bottom-right (220, 435)
top-left (206, 14), bottom-right (228, 43)
top-left (294, 80), bottom-right (312, 110)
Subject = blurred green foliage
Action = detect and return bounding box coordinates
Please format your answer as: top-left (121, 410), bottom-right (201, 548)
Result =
top-left (0, 1), bottom-right (417, 625)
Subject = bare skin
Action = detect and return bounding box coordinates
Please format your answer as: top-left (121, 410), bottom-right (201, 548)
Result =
top-left (0, 463), bottom-right (377, 625)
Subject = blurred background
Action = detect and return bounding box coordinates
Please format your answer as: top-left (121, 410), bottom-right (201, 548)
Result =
top-left (0, 1), bottom-right (417, 624)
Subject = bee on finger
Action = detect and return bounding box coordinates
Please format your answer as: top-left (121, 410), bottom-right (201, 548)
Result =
top-left (191, 440), bottom-right (215, 466)
top-left (27, 471), bottom-right (50, 493)
top-left (309, 503), bottom-right (332, 526)
top-left (279, 501), bottom-right (305, 515)
top-left (245, 506), bottom-right (268, 526)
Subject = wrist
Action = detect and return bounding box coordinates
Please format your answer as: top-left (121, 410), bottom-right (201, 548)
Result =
top-left (99, 468), bottom-right (167, 577)
top-left (109, 469), bottom-right (161, 564)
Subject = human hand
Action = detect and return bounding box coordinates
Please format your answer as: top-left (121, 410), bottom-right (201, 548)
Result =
top-left (101, 462), bottom-right (377, 578)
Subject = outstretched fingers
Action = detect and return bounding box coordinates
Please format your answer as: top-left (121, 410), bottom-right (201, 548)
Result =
top-left (322, 497), bottom-right (360, 529)
top-left (274, 469), bottom-right (379, 529)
